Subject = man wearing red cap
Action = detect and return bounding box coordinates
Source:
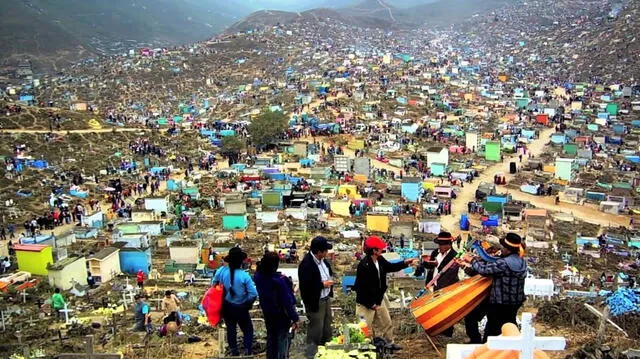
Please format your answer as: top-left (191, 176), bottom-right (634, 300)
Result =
top-left (354, 235), bottom-right (417, 350)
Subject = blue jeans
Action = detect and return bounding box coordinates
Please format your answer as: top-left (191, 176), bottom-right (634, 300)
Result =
top-left (264, 314), bottom-right (290, 359)
top-left (222, 301), bottom-right (254, 355)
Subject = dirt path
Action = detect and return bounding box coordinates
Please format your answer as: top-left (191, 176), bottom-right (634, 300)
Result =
top-left (441, 127), bottom-right (629, 235)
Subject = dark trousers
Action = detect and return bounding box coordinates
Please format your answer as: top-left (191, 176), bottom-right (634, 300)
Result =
top-left (264, 314), bottom-right (290, 359)
top-left (483, 303), bottom-right (520, 342)
top-left (305, 297), bottom-right (332, 359)
top-left (222, 301), bottom-right (254, 355)
top-left (464, 300), bottom-right (488, 344)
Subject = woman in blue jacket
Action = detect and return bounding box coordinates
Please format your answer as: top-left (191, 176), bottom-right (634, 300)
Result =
top-left (254, 252), bottom-right (300, 359)
top-left (212, 247), bottom-right (258, 356)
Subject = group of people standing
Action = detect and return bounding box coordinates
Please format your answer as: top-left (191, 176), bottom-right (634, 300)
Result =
top-left (419, 231), bottom-right (528, 343)
top-left (188, 230), bottom-right (527, 358)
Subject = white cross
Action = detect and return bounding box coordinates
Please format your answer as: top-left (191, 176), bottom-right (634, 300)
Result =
top-left (121, 292), bottom-right (129, 308)
top-left (59, 303), bottom-right (74, 324)
top-left (21, 290), bottom-right (28, 303)
top-left (487, 313), bottom-right (566, 359)
top-left (1, 310), bottom-right (6, 331)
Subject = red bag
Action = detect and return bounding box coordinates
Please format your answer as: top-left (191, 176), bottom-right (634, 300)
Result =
top-left (202, 284), bottom-right (224, 326)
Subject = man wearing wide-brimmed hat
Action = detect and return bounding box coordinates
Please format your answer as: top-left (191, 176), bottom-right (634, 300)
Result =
top-left (422, 231), bottom-right (459, 337)
top-left (423, 231), bottom-right (459, 291)
top-left (468, 232), bottom-right (527, 342)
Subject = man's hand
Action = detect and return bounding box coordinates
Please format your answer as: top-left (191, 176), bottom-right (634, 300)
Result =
top-left (323, 280), bottom-right (334, 288)
top-left (290, 321), bottom-right (299, 332)
top-left (371, 304), bottom-right (378, 310)
top-left (404, 258), bottom-right (418, 266)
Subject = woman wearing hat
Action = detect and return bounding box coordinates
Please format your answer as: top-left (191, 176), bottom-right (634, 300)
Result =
top-left (467, 232), bottom-right (527, 342)
top-left (212, 247), bottom-right (258, 356)
top-left (422, 231), bottom-right (459, 337)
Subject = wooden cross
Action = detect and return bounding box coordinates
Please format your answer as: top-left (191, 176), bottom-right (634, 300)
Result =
top-left (584, 303), bottom-right (628, 339)
top-left (0, 310), bottom-right (7, 331)
top-left (56, 335), bottom-right (121, 359)
top-left (487, 313), bottom-right (566, 359)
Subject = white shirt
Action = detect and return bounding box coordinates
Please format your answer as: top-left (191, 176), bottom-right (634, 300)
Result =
top-left (313, 254), bottom-right (331, 299)
top-left (373, 259), bottom-right (380, 281)
top-left (432, 249), bottom-right (451, 285)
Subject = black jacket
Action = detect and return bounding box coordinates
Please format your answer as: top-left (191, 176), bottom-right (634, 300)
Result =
top-left (298, 252), bottom-right (333, 313)
top-left (354, 255), bottom-right (408, 309)
top-left (424, 249), bottom-right (459, 290)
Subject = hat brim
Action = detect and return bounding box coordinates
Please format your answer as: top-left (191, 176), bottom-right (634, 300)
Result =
top-left (434, 239), bottom-right (453, 245)
top-left (499, 237), bottom-right (519, 252)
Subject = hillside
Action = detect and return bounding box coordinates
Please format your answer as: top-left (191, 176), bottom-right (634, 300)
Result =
top-left (406, 0), bottom-right (515, 26)
top-left (227, 0), bottom-right (519, 34)
top-left (0, 0), bottom-right (252, 69)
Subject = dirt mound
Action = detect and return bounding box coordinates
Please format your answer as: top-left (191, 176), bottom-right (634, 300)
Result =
top-left (537, 299), bottom-right (598, 329)
top-left (614, 312), bottom-right (640, 340)
top-left (565, 342), bottom-right (628, 359)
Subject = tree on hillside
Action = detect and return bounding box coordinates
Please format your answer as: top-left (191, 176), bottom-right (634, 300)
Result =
top-left (248, 110), bottom-right (288, 151)
top-left (221, 135), bottom-right (245, 165)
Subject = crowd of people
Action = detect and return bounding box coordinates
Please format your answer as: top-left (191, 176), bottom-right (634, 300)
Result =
top-left (125, 232), bottom-right (528, 358)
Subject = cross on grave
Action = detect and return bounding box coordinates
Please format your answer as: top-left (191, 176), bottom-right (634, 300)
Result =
top-left (56, 335), bottom-right (121, 359)
top-left (21, 290), bottom-right (28, 303)
top-left (120, 290), bottom-right (136, 308)
top-left (59, 303), bottom-right (74, 325)
top-left (487, 313), bottom-right (566, 359)
top-left (0, 310), bottom-right (8, 331)
top-left (25, 316), bottom-right (40, 327)
top-left (149, 294), bottom-right (164, 312)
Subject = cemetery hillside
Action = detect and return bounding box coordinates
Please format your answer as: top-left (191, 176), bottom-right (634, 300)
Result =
top-left (0, 0), bottom-right (639, 359)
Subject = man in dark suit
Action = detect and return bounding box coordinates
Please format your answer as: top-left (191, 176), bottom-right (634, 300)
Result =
top-left (298, 236), bottom-right (334, 359)
top-left (422, 231), bottom-right (459, 337)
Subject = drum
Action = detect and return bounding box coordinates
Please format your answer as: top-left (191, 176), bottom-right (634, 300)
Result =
top-left (410, 275), bottom-right (492, 336)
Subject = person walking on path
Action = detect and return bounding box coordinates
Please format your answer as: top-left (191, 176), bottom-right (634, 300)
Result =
top-left (354, 236), bottom-right (416, 350)
top-left (254, 252), bottom-right (299, 359)
top-left (298, 236), bottom-right (335, 359)
top-left (213, 247), bottom-right (258, 356)
top-left (136, 270), bottom-right (145, 290)
top-left (132, 294), bottom-right (152, 332)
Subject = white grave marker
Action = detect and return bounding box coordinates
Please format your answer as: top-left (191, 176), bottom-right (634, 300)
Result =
top-left (487, 313), bottom-right (566, 359)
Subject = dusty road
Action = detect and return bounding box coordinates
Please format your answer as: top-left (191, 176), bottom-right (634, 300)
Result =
top-left (440, 127), bottom-right (629, 235)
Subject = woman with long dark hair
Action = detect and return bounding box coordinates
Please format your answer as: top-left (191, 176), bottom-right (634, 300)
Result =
top-left (212, 247), bottom-right (257, 356)
top-left (254, 252), bottom-right (299, 359)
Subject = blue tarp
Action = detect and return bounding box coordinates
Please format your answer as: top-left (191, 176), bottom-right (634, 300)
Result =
top-left (70, 190), bottom-right (88, 199)
top-left (460, 214), bottom-right (470, 230)
top-left (520, 185), bottom-right (539, 195)
top-left (625, 156), bottom-right (640, 163)
top-left (486, 195), bottom-right (509, 204)
top-left (482, 215), bottom-right (499, 227)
